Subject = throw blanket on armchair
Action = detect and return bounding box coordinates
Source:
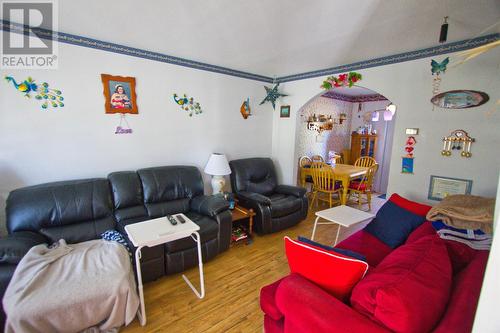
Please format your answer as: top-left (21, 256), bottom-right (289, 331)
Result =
top-left (426, 194), bottom-right (495, 233)
top-left (3, 239), bottom-right (139, 333)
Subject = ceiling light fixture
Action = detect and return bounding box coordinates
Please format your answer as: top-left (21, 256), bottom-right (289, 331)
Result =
top-left (439, 16), bottom-right (449, 43)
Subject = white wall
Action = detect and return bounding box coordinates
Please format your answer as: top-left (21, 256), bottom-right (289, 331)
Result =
top-left (273, 47), bottom-right (500, 203)
top-left (0, 42), bottom-right (273, 234)
top-left (472, 175), bottom-right (500, 332)
top-left (295, 96), bottom-right (353, 163)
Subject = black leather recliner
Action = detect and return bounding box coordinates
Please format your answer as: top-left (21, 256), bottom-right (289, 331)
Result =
top-left (229, 158), bottom-right (308, 234)
top-left (0, 166), bottom-right (232, 327)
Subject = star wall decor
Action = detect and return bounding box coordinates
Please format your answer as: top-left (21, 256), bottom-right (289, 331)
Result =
top-left (259, 83), bottom-right (287, 110)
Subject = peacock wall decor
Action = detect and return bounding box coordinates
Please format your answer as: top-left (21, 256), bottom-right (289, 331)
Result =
top-left (4, 76), bottom-right (64, 110)
top-left (173, 93), bottom-right (202, 116)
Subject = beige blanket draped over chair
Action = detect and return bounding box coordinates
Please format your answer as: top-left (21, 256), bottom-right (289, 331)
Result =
top-left (3, 239), bottom-right (139, 333)
top-left (426, 194), bottom-right (495, 233)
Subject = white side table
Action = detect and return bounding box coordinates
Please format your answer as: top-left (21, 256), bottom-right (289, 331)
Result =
top-left (311, 205), bottom-right (375, 246)
top-left (125, 214), bottom-right (205, 326)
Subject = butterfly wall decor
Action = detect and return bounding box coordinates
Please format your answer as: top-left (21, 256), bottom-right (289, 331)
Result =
top-left (430, 57), bottom-right (450, 96)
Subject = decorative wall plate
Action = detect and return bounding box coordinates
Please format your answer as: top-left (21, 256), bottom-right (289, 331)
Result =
top-left (431, 90), bottom-right (489, 109)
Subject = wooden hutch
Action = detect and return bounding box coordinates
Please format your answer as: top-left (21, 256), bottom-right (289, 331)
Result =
top-left (350, 133), bottom-right (377, 164)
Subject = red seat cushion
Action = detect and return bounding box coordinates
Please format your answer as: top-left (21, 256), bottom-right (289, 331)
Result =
top-left (389, 193), bottom-right (432, 217)
top-left (349, 181), bottom-right (367, 191)
top-left (336, 230), bottom-right (392, 267)
top-left (284, 237), bottom-right (368, 301)
top-left (350, 234), bottom-right (452, 333)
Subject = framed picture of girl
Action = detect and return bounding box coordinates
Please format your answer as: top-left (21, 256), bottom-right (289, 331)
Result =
top-left (101, 74), bottom-right (138, 114)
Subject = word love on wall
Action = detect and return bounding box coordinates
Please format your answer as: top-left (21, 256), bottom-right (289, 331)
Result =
top-left (5, 76), bottom-right (64, 110)
top-left (115, 114), bottom-right (133, 135)
top-left (173, 93), bottom-right (203, 116)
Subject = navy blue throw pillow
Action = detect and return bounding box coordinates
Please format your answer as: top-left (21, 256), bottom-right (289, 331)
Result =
top-left (297, 236), bottom-right (366, 261)
top-left (365, 200), bottom-right (425, 248)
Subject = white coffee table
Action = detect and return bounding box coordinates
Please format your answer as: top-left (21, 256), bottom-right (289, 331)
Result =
top-left (311, 205), bottom-right (375, 246)
top-left (125, 214), bottom-right (205, 326)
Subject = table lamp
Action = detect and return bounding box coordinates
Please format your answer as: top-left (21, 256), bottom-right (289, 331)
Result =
top-left (204, 153), bottom-right (231, 194)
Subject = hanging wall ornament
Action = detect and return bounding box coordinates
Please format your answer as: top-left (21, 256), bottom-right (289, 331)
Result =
top-left (441, 129), bottom-right (475, 158)
top-left (240, 98), bottom-right (251, 119)
top-left (115, 114), bottom-right (133, 134)
top-left (5, 76), bottom-right (64, 110)
top-left (259, 84), bottom-right (287, 110)
top-left (430, 57), bottom-right (449, 96)
top-left (173, 93), bottom-right (202, 116)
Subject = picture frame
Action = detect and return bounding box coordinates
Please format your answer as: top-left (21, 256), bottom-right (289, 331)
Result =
top-left (401, 157), bottom-right (414, 174)
top-left (428, 175), bottom-right (472, 201)
top-left (101, 74), bottom-right (138, 114)
top-left (280, 105), bottom-right (290, 118)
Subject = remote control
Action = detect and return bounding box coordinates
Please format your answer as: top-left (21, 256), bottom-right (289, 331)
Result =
top-left (176, 214), bottom-right (186, 223)
top-left (167, 215), bottom-right (177, 225)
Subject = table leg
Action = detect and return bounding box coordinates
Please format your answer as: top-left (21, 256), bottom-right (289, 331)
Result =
top-left (340, 175), bottom-right (349, 205)
top-left (334, 225), bottom-right (342, 246)
top-left (247, 210), bottom-right (254, 245)
top-left (182, 231), bottom-right (205, 299)
top-left (134, 246), bottom-right (146, 326)
top-left (311, 216), bottom-right (321, 240)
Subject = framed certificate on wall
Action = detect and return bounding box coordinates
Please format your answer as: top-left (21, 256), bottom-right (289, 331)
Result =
top-left (428, 175), bottom-right (472, 201)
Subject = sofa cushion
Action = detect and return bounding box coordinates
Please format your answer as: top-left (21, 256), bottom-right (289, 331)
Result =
top-left (6, 179), bottom-right (115, 244)
top-left (336, 230), bottom-right (392, 267)
top-left (270, 194), bottom-right (302, 218)
top-left (260, 278), bottom-right (285, 321)
top-left (365, 200), bottom-right (425, 248)
top-left (284, 236), bottom-right (368, 301)
top-left (229, 158), bottom-right (278, 195)
top-left (432, 251), bottom-right (489, 333)
top-left (164, 211), bottom-right (219, 253)
top-left (351, 234), bottom-right (452, 333)
top-left (405, 221), bottom-right (436, 244)
top-left (298, 236), bottom-right (366, 261)
top-left (389, 193), bottom-right (432, 217)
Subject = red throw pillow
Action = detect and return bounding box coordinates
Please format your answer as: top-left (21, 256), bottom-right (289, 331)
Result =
top-left (350, 234), bottom-right (452, 333)
top-left (389, 193), bottom-right (432, 217)
top-left (284, 237), bottom-right (368, 301)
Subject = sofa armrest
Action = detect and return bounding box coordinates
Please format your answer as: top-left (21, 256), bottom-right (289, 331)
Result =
top-left (190, 195), bottom-right (230, 217)
top-left (0, 231), bottom-right (48, 264)
top-left (237, 191), bottom-right (271, 206)
top-left (275, 185), bottom-right (306, 198)
top-left (276, 273), bottom-right (391, 333)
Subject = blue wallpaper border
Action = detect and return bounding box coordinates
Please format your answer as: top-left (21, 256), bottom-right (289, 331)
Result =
top-left (0, 20), bottom-right (275, 83)
top-left (1, 20), bottom-right (498, 84)
top-left (277, 33), bottom-right (499, 82)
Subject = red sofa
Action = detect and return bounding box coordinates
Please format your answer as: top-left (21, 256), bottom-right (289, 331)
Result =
top-left (260, 195), bottom-right (489, 333)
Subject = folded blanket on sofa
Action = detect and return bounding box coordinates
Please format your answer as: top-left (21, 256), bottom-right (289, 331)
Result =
top-left (426, 194), bottom-right (494, 233)
top-left (3, 239), bottom-right (139, 333)
top-left (432, 221), bottom-right (492, 250)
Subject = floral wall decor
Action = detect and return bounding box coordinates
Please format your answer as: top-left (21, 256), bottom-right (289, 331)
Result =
top-left (173, 93), bottom-right (203, 116)
top-left (321, 72), bottom-right (362, 90)
top-left (5, 76), bottom-right (64, 110)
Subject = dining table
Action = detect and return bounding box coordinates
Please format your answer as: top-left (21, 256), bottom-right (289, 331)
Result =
top-left (300, 163), bottom-right (368, 205)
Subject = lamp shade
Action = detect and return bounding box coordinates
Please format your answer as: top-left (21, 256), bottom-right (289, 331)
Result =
top-left (204, 153), bottom-right (231, 176)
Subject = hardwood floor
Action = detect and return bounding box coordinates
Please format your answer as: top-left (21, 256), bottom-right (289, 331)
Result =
top-left (123, 197), bottom-right (386, 333)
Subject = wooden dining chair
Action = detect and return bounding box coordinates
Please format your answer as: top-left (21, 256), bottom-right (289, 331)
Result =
top-left (310, 162), bottom-right (342, 208)
top-left (311, 155), bottom-right (324, 163)
top-left (347, 163), bottom-right (378, 210)
top-left (354, 156), bottom-right (377, 168)
top-left (299, 156), bottom-right (312, 167)
top-left (334, 155), bottom-right (344, 164)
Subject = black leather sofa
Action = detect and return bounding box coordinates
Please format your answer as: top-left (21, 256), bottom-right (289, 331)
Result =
top-left (0, 166), bottom-right (231, 326)
top-left (229, 158), bottom-right (308, 234)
